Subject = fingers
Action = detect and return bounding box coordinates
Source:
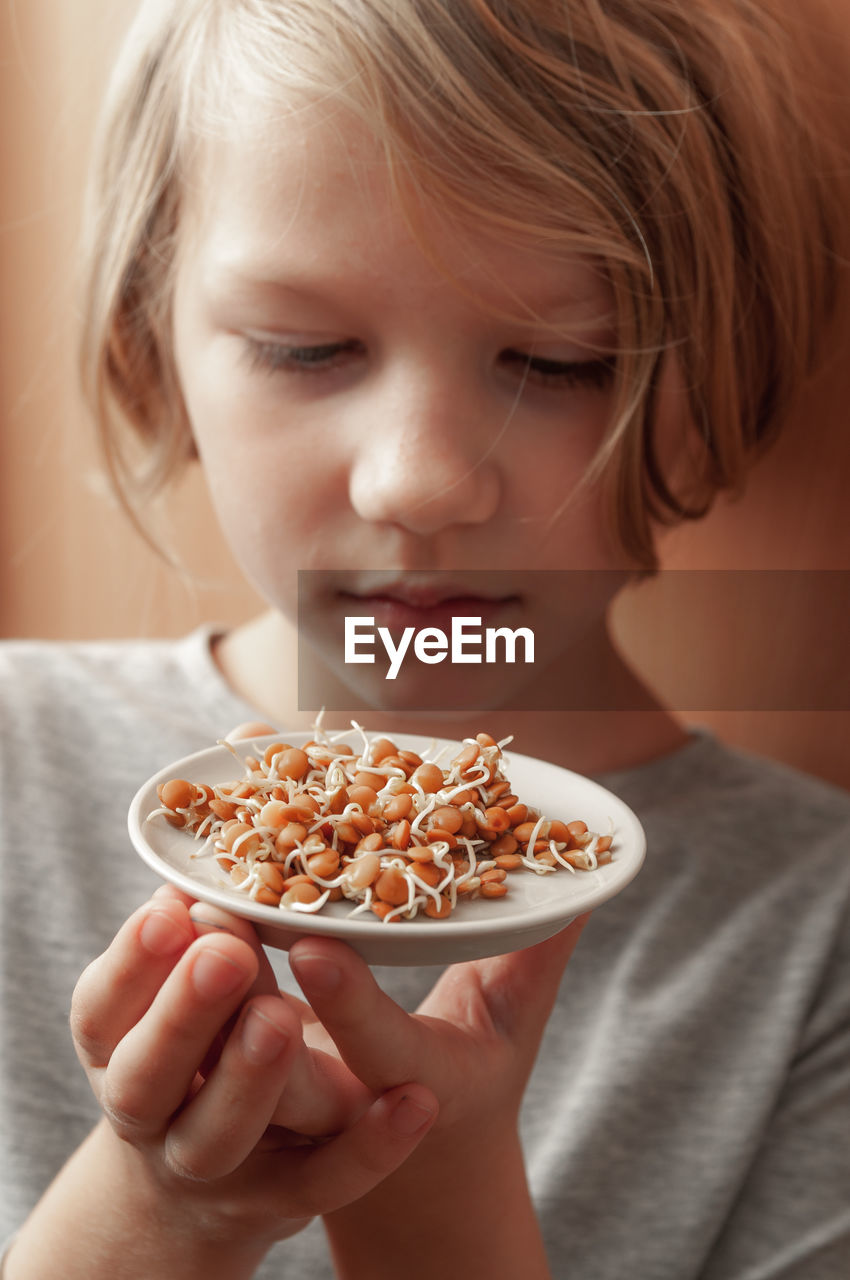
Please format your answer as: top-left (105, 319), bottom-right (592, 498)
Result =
top-left (279, 1083), bottom-right (439, 1217)
top-left (188, 901), bottom-right (280, 999)
top-left (289, 939), bottom-right (433, 1094)
top-left (164, 994), bottom-right (303, 1180)
top-left (101, 932), bottom-right (260, 1137)
top-left (187, 912), bottom-right (375, 1135)
top-left (269, 1042), bottom-right (374, 1137)
top-left (70, 897), bottom-right (196, 1073)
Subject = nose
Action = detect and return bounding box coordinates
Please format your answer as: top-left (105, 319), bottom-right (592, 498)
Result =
top-left (347, 372), bottom-right (502, 537)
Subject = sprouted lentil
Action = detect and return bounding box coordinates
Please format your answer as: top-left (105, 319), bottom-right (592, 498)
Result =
top-left (147, 727), bottom-right (614, 924)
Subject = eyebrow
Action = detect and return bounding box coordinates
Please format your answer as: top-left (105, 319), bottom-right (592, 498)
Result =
top-left (206, 267), bottom-right (335, 301)
top-left (204, 259), bottom-right (617, 331)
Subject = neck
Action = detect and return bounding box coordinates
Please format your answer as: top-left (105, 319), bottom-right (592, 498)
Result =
top-left (213, 610), bottom-right (689, 776)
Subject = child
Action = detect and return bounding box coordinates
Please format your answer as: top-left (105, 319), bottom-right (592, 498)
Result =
top-left (2, 1), bottom-right (848, 1277)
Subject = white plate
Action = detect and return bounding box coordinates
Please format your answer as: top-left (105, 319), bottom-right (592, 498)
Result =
top-left (128, 733), bottom-right (646, 966)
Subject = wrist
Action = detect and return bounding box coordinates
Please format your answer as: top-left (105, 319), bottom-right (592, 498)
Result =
top-left (325, 1123), bottom-right (551, 1280)
top-left (6, 1121), bottom-right (276, 1280)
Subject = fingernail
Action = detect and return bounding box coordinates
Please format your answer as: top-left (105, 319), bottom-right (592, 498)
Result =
top-left (191, 948), bottom-right (248, 999)
top-left (390, 1092), bottom-right (436, 1136)
top-left (290, 951), bottom-right (342, 996)
top-left (241, 1006), bottom-right (290, 1066)
top-left (140, 910), bottom-right (189, 957)
top-left (189, 906), bottom-right (234, 936)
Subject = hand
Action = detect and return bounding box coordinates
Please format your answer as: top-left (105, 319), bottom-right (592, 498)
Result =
top-left (68, 888), bottom-right (439, 1254)
top-left (286, 922), bottom-right (587, 1280)
top-left (226, 718), bottom-right (587, 1134)
top-left (288, 917), bottom-right (588, 1134)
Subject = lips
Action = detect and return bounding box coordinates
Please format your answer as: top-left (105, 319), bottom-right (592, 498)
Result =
top-left (337, 585), bottom-right (521, 633)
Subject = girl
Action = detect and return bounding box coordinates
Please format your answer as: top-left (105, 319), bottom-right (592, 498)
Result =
top-left (2, 1), bottom-right (848, 1277)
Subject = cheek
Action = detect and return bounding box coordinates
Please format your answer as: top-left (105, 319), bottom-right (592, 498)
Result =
top-left (188, 401), bottom-right (334, 612)
top-left (507, 400), bottom-right (618, 570)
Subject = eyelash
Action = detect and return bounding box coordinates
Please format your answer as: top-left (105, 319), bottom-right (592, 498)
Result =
top-left (242, 338), bottom-right (616, 390)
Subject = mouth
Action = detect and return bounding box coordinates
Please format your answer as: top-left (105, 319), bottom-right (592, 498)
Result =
top-left (336, 581), bottom-right (522, 632)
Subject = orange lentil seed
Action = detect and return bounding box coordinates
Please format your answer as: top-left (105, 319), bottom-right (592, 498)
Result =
top-left (406, 844), bottom-right (435, 862)
top-left (426, 828), bottom-right (457, 849)
top-left (219, 822), bottom-right (257, 854)
top-left (348, 785), bottom-right (379, 810)
top-left (357, 831), bottom-right (385, 853)
top-left (391, 819), bottom-right (411, 850)
top-left (160, 778), bottom-right (194, 811)
top-left (483, 806), bottom-right (511, 833)
top-left (326, 786), bottom-right (349, 814)
top-left (514, 820), bottom-right (550, 844)
top-left (453, 743), bottom-right (480, 772)
top-left (409, 861), bottom-right (442, 888)
top-left (274, 822), bottom-right (308, 849)
top-left (282, 882), bottom-right (321, 907)
top-left (256, 862), bottom-right (285, 893)
top-left (345, 852), bottom-right (380, 889)
top-left (351, 812), bottom-right (375, 836)
top-left (411, 763), bottom-right (444, 793)
top-left (306, 849), bottom-right (340, 879)
top-left (281, 873), bottom-right (314, 890)
top-left (494, 853), bottom-right (524, 870)
top-left (210, 798), bottom-right (237, 821)
top-left (375, 868), bottom-right (409, 905)
top-left (425, 895), bottom-right (452, 919)
top-left (353, 770), bottom-right (387, 792)
top-left (258, 800), bottom-right (290, 829)
top-left (272, 748), bottom-right (310, 781)
top-left (254, 886), bottom-right (282, 906)
top-left (429, 805), bottom-right (464, 833)
top-left (383, 793), bottom-right (413, 822)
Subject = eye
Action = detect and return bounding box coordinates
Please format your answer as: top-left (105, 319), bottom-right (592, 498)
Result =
top-left (243, 338), bottom-right (365, 375)
top-left (501, 349), bottom-right (616, 390)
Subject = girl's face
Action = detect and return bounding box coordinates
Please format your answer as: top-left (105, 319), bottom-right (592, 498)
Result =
top-left (172, 98), bottom-right (629, 709)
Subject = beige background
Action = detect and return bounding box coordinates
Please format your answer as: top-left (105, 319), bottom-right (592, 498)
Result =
top-left (2, 1), bottom-right (849, 789)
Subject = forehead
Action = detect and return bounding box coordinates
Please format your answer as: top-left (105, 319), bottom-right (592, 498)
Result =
top-left (182, 95), bottom-right (614, 322)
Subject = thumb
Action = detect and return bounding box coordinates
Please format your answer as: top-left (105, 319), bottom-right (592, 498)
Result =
top-left (282, 1083), bottom-right (439, 1215)
top-left (225, 721), bottom-right (279, 741)
top-left (471, 913), bottom-right (590, 1042)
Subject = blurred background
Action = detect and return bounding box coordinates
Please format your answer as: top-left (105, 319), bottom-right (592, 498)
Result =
top-left (1, 0), bottom-right (849, 788)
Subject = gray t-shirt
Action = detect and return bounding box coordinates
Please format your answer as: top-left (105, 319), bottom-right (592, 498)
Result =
top-left (1, 628), bottom-right (848, 1278)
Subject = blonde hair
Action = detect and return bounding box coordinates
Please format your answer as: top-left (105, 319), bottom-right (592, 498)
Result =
top-left (80, 0), bottom-right (843, 567)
